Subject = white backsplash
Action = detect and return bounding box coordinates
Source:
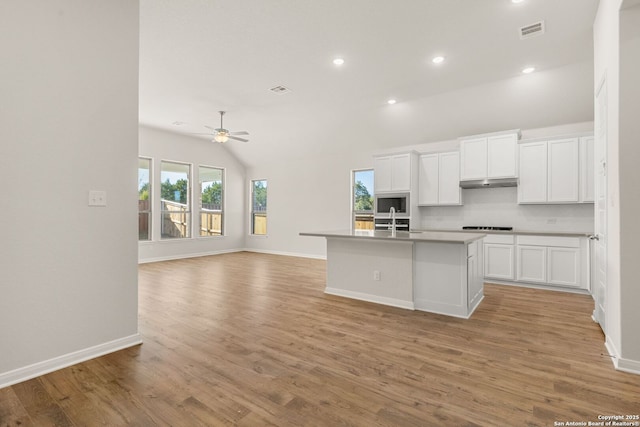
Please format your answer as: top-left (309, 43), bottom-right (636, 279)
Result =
top-left (418, 187), bottom-right (594, 233)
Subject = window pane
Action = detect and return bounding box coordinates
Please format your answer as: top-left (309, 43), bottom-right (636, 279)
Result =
top-left (200, 166), bottom-right (223, 236)
top-left (251, 179), bottom-right (267, 235)
top-left (138, 158), bottom-right (151, 240)
top-left (353, 169), bottom-right (374, 230)
top-left (161, 161), bottom-right (190, 239)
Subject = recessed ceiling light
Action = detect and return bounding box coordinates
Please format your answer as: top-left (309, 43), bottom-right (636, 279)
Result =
top-left (512, 0), bottom-right (525, 3)
top-left (432, 56), bottom-right (445, 64)
top-left (333, 58), bottom-right (345, 66)
top-left (387, 99), bottom-right (397, 105)
top-left (522, 67), bottom-right (535, 74)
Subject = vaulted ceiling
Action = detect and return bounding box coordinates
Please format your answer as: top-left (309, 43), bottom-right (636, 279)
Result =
top-left (139, 0), bottom-right (599, 167)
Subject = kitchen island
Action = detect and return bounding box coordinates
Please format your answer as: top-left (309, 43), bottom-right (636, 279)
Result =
top-left (300, 230), bottom-right (486, 318)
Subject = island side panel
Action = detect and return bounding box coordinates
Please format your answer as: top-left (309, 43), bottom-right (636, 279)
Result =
top-left (325, 237), bottom-right (414, 309)
top-left (413, 241), bottom-right (470, 318)
top-left (467, 239), bottom-right (484, 313)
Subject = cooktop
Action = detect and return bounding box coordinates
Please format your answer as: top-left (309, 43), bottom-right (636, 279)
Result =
top-left (462, 226), bottom-right (513, 231)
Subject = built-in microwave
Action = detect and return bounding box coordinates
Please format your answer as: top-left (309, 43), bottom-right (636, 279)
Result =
top-left (375, 193), bottom-right (409, 216)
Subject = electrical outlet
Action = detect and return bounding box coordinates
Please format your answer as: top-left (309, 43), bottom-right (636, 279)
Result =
top-left (89, 190), bottom-right (107, 207)
top-left (373, 270), bottom-right (381, 281)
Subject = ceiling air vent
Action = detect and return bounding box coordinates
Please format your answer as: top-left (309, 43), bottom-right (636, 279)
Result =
top-left (519, 21), bottom-right (545, 39)
top-left (269, 85), bottom-right (292, 94)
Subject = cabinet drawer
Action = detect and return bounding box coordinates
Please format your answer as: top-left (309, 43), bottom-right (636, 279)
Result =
top-left (516, 235), bottom-right (580, 248)
top-left (483, 234), bottom-right (515, 244)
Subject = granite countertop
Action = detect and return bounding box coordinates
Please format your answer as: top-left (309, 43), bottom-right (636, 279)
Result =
top-left (414, 228), bottom-right (593, 238)
top-left (300, 230), bottom-right (486, 244)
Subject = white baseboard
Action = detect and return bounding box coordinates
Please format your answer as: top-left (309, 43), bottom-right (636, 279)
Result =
top-left (325, 287), bottom-right (414, 310)
top-left (244, 248), bottom-right (326, 260)
top-left (605, 336), bottom-right (640, 375)
top-left (414, 298), bottom-right (471, 319)
top-left (140, 248), bottom-right (326, 264)
top-left (0, 334), bottom-right (143, 389)
top-left (138, 248), bottom-right (243, 264)
top-left (484, 279), bottom-right (591, 295)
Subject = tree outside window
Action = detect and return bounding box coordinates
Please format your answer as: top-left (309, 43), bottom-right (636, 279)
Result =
top-left (160, 161), bottom-right (191, 239)
top-left (138, 158), bottom-right (151, 240)
top-left (353, 169), bottom-right (374, 230)
top-left (251, 179), bottom-right (267, 235)
top-left (200, 166), bottom-right (224, 236)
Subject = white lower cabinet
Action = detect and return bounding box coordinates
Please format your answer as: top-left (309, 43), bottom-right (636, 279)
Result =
top-left (547, 247), bottom-right (580, 287)
top-left (483, 234), bottom-right (587, 291)
top-left (483, 235), bottom-right (515, 281)
top-left (515, 235), bottom-right (583, 289)
top-left (516, 245), bottom-right (547, 283)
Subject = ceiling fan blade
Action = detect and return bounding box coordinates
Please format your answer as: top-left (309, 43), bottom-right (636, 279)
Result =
top-left (229, 131), bottom-right (249, 136)
top-left (204, 125), bottom-right (217, 131)
top-left (228, 135), bottom-right (249, 143)
top-left (192, 132), bottom-right (215, 135)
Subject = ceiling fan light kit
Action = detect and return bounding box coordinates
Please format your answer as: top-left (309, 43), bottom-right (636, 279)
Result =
top-left (214, 132), bottom-right (229, 143)
top-left (203, 111), bottom-right (250, 144)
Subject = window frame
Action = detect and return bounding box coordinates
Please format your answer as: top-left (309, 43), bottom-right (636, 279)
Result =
top-left (198, 164), bottom-right (225, 238)
top-left (351, 168), bottom-right (375, 231)
top-left (250, 179), bottom-right (268, 236)
top-left (138, 157), bottom-right (152, 241)
top-left (159, 160), bottom-right (192, 240)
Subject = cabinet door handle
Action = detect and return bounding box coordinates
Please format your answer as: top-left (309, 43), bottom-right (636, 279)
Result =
top-left (589, 235), bottom-right (600, 241)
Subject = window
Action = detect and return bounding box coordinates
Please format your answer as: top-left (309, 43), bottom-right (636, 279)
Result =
top-left (199, 166), bottom-right (224, 236)
top-left (138, 158), bottom-right (151, 241)
top-left (251, 179), bottom-right (267, 235)
top-left (352, 169), bottom-right (374, 230)
top-left (160, 161), bottom-right (191, 239)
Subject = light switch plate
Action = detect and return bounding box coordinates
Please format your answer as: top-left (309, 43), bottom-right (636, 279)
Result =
top-left (89, 190), bottom-right (107, 207)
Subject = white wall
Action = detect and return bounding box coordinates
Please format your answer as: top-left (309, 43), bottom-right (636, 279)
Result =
top-left (618, 2), bottom-right (640, 367)
top-left (0, 1), bottom-right (140, 385)
top-left (594, 0), bottom-right (640, 373)
top-left (246, 150), bottom-right (373, 258)
top-left (138, 126), bottom-right (247, 262)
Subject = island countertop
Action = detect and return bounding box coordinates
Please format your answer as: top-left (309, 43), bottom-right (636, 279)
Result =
top-left (299, 229), bottom-right (486, 244)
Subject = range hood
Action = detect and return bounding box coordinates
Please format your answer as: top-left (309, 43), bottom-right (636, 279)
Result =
top-left (459, 178), bottom-right (518, 189)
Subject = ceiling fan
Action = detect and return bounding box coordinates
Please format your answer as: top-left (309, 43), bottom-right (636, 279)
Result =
top-left (200, 111), bottom-right (249, 143)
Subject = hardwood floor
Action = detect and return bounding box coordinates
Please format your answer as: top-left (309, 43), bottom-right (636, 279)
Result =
top-left (2, 252), bottom-right (639, 426)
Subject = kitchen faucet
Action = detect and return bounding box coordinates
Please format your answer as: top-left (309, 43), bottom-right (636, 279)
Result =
top-left (389, 207), bottom-right (396, 237)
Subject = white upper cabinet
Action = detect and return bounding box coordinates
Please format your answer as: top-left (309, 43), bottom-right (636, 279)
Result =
top-left (487, 134), bottom-right (518, 178)
top-left (518, 141), bottom-right (547, 203)
top-left (460, 138), bottom-right (487, 180)
top-left (391, 154), bottom-right (411, 192)
top-left (374, 153), bottom-right (411, 193)
top-left (418, 154), bottom-right (439, 205)
top-left (460, 132), bottom-right (519, 181)
top-left (418, 151), bottom-right (461, 206)
top-left (518, 137), bottom-right (585, 204)
top-left (439, 152), bottom-right (462, 205)
top-left (547, 138), bottom-right (579, 203)
top-left (373, 156), bottom-right (392, 192)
